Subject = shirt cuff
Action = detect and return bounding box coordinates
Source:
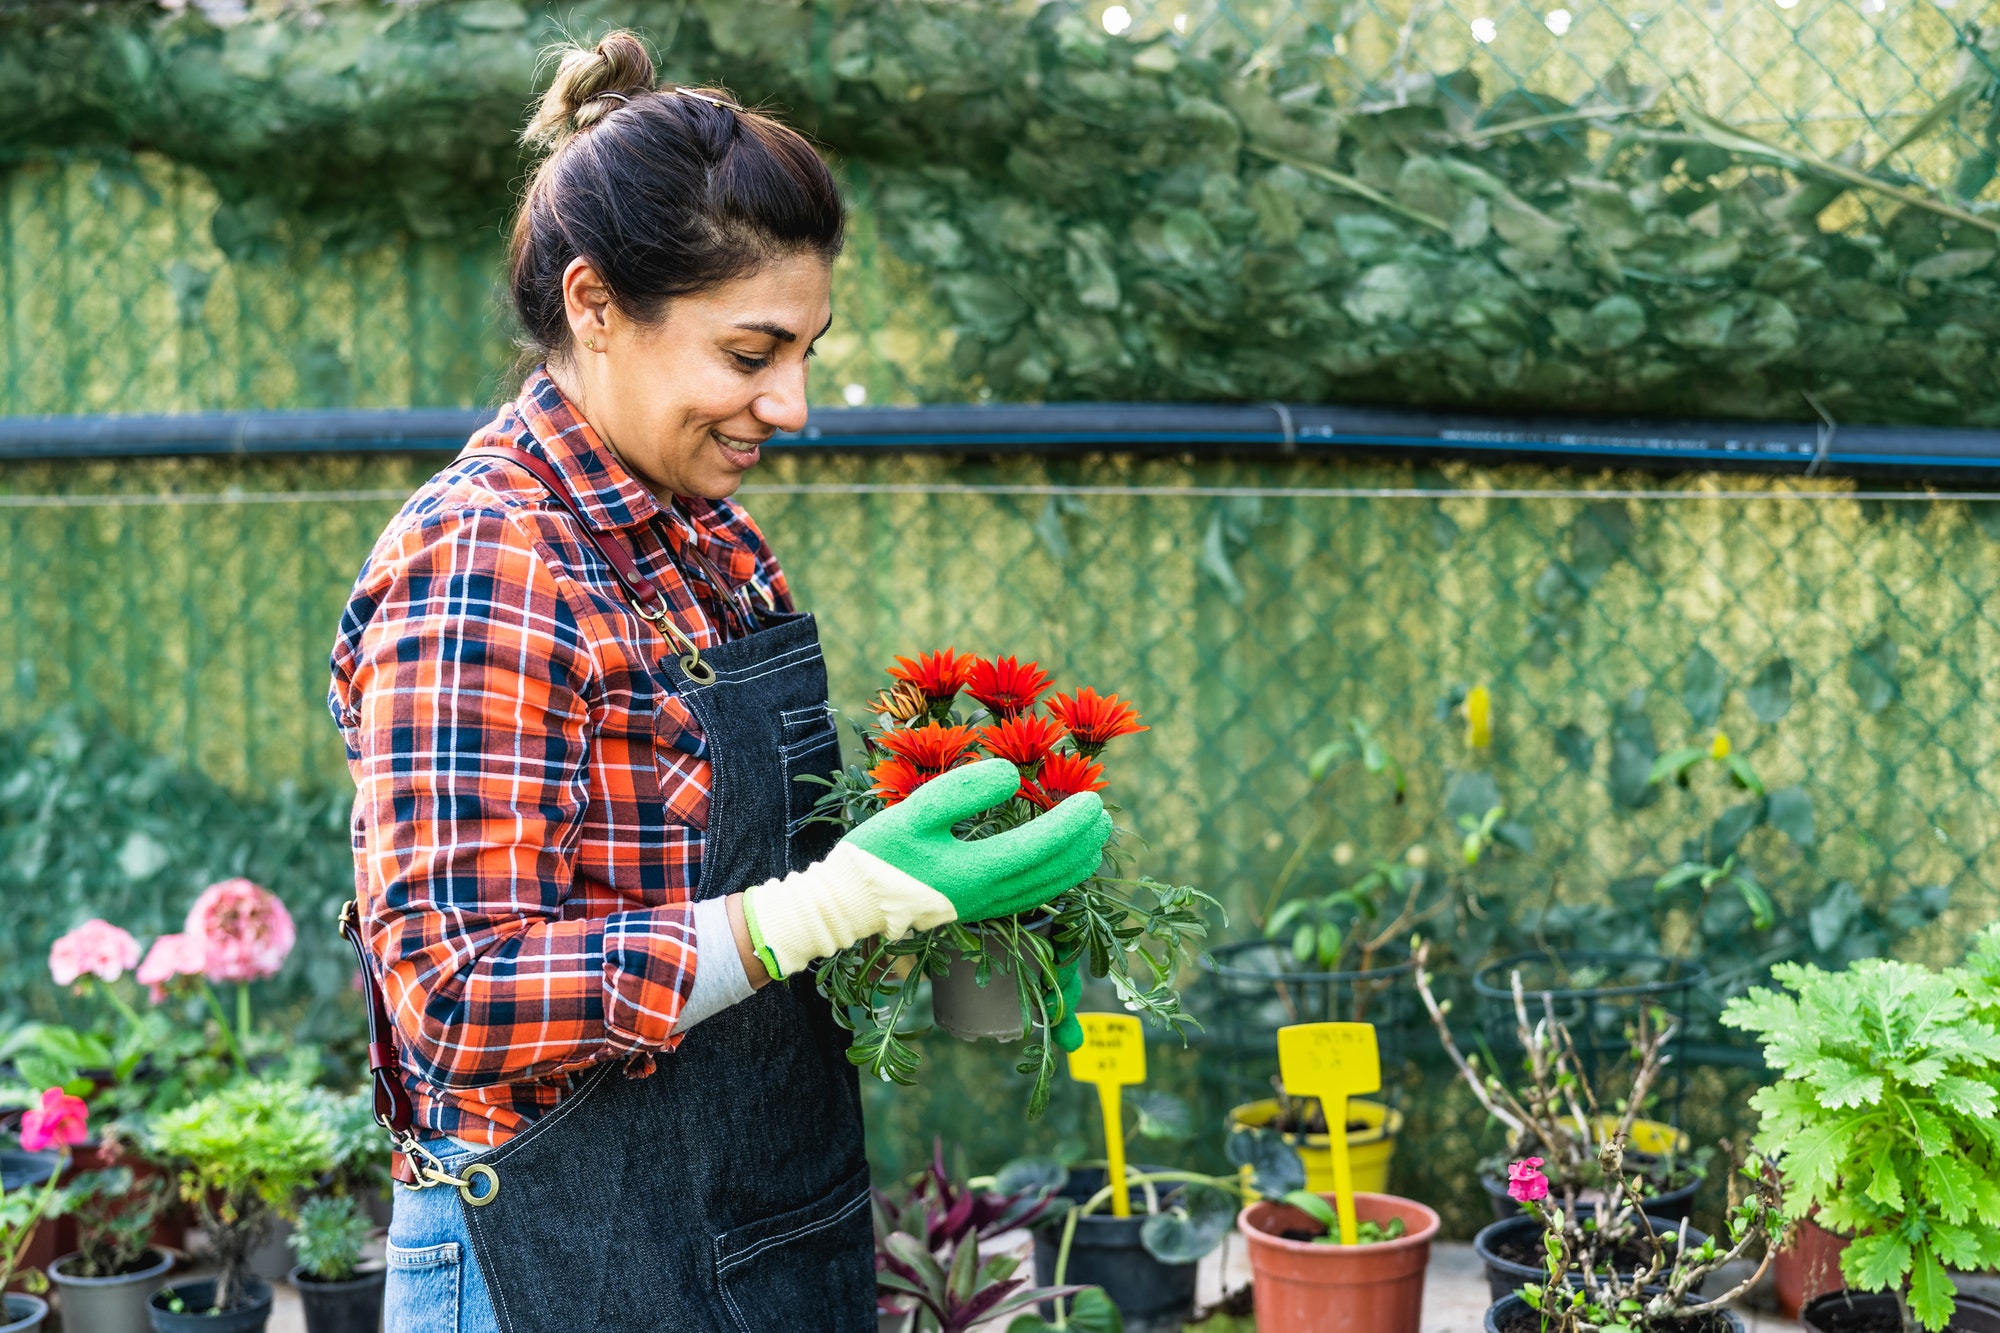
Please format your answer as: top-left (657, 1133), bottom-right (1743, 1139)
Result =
top-left (671, 896), bottom-right (756, 1034)
top-left (601, 905), bottom-right (698, 1050)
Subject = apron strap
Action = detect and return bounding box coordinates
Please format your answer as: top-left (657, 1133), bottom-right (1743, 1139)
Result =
top-left (462, 444), bottom-right (719, 685)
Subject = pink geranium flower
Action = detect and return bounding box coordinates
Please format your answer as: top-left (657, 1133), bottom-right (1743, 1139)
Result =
top-left (136, 932), bottom-right (207, 1001)
top-left (48, 919), bottom-right (141, 987)
top-left (1507, 1156), bottom-right (1550, 1203)
top-left (186, 879), bottom-right (295, 983)
top-left (19, 1087), bottom-right (89, 1152)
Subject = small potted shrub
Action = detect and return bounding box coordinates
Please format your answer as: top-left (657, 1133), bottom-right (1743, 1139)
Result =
top-left (285, 1197), bottom-right (381, 1333)
top-left (1483, 1144), bottom-right (1783, 1332)
top-left (145, 1080), bottom-right (334, 1333)
top-left (1, 1088), bottom-right (89, 1333)
top-left (1721, 926), bottom-right (2000, 1333)
top-left (1237, 1180), bottom-right (1441, 1333)
top-left (48, 1162), bottom-right (176, 1333)
top-left (808, 650), bottom-right (1213, 1116)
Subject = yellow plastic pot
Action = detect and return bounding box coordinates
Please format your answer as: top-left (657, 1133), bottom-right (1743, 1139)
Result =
top-left (1228, 1098), bottom-right (1404, 1195)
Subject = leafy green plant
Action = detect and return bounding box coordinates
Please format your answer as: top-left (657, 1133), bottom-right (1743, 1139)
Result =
top-left (1720, 927), bottom-right (2000, 1332)
top-left (808, 651), bottom-right (1214, 1118)
top-left (1274, 1191), bottom-right (1406, 1244)
top-left (148, 1079), bottom-right (336, 1312)
top-left (287, 1195), bottom-right (371, 1284)
top-left (63, 1161), bottom-right (174, 1278)
top-left (1258, 714), bottom-right (1526, 978)
top-left (1646, 732), bottom-right (1802, 931)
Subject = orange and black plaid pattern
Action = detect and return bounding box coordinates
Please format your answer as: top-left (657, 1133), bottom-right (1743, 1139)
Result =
top-left (328, 369), bottom-right (794, 1146)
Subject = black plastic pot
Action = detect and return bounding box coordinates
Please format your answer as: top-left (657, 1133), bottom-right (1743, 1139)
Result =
top-left (288, 1266), bottom-right (385, 1333)
top-left (1800, 1291), bottom-right (2000, 1332)
top-left (146, 1279), bottom-right (273, 1333)
top-left (1485, 1292), bottom-right (1743, 1333)
top-left (1479, 1169), bottom-right (1702, 1224)
top-left (1471, 1214), bottom-right (1708, 1301)
top-left (1030, 1167), bottom-right (1197, 1333)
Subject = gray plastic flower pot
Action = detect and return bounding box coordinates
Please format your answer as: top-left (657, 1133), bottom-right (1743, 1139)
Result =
top-left (50, 1248), bottom-right (175, 1333)
top-left (0, 1294), bottom-right (48, 1333)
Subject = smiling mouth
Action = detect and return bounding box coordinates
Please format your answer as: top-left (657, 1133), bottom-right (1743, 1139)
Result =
top-left (712, 431), bottom-right (766, 466)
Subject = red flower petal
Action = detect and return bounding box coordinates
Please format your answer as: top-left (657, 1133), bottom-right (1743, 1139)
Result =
top-left (1045, 687), bottom-right (1147, 750)
top-left (887, 649), bottom-right (975, 704)
top-left (978, 715), bottom-right (1066, 769)
top-left (874, 722), bottom-right (982, 773)
top-left (966, 656), bottom-right (1054, 720)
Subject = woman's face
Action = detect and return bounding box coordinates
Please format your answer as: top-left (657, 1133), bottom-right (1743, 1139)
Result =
top-left (551, 251), bottom-right (834, 502)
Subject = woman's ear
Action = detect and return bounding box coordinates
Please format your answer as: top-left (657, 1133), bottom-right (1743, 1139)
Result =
top-left (562, 257), bottom-right (614, 351)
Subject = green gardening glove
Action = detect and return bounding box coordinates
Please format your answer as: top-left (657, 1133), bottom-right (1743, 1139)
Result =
top-left (1046, 953), bottom-right (1085, 1053)
top-left (745, 758), bottom-right (1113, 979)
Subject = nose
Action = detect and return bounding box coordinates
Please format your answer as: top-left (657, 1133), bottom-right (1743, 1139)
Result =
top-left (752, 361), bottom-right (810, 434)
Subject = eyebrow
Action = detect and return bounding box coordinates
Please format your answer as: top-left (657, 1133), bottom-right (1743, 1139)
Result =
top-left (732, 315), bottom-right (836, 344)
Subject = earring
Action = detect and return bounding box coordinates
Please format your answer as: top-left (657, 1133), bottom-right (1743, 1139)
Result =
top-left (584, 337), bottom-right (599, 351)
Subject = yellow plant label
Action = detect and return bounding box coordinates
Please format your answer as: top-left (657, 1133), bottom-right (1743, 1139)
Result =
top-left (1068, 1013), bottom-right (1146, 1087)
top-left (1277, 1021), bottom-right (1381, 1099)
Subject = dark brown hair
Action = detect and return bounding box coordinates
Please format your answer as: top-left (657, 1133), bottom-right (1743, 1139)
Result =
top-left (509, 31), bottom-right (845, 363)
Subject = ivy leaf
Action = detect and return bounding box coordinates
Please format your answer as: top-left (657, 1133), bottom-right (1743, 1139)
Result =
top-left (1848, 635), bottom-right (1899, 714)
top-left (995, 1157), bottom-right (1068, 1197)
top-left (1809, 881), bottom-right (1863, 952)
top-left (1552, 724), bottom-right (1594, 773)
top-left (1711, 800), bottom-right (1764, 856)
top-left (1227, 1127), bottom-right (1305, 1196)
top-left (1844, 1233), bottom-right (1914, 1293)
top-left (1747, 658), bottom-right (1794, 724)
top-left (1128, 1089), bottom-right (1195, 1142)
top-left (1138, 1183), bottom-right (1236, 1263)
top-left (1683, 646), bottom-right (1725, 726)
top-left (1767, 786), bottom-right (1815, 847)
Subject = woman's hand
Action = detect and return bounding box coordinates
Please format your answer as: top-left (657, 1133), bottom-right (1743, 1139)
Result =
top-left (741, 759), bottom-right (1112, 980)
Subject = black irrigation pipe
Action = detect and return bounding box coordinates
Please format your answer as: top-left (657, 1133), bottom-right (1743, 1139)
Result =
top-left (4, 401), bottom-right (2000, 478)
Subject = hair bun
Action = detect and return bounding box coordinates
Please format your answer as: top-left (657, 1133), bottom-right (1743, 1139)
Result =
top-left (523, 31), bottom-right (656, 150)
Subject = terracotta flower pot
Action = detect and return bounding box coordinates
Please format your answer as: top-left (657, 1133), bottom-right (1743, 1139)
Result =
top-left (1773, 1216), bottom-right (1850, 1319)
top-left (1238, 1191), bottom-right (1439, 1333)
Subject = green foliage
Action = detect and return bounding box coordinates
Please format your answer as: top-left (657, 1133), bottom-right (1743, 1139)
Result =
top-left (1274, 1190), bottom-right (1407, 1244)
top-left (63, 1164), bottom-right (174, 1278)
top-left (1722, 930), bottom-right (2000, 1332)
top-left (288, 1195), bottom-right (371, 1283)
top-left (7, 3), bottom-right (2000, 421)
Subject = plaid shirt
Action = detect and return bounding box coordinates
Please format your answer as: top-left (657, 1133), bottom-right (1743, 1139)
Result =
top-left (329, 370), bottom-right (793, 1146)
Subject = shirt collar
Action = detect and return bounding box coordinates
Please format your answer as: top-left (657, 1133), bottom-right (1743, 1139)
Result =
top-left (512, 368), bottom-right (664, 534)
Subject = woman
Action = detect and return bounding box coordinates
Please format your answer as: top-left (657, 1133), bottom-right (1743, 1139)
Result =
top-left (329, 33), bottom-right (1111, 1333)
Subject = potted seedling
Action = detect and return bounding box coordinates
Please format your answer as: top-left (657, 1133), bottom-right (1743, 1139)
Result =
top-left (145, 1080), bottom-right (334, 1333)
top-left (1414, 940), bottom-right (1710, 1285)
top-left (870, 1142), bottom-right (1085, 1333)
top-left (1721, 925), bottom-right (2000, 1333)
top-left (1, 1089), bottom-right (89, 1333)
top-left (48, 1162), bottom-right (176, 1333)
top-left (808, 650), bottom-right (1213, 1116)
top-left (1235, 1169), bottom-right (1442, 1333)
top-left (1483, 1142), bottom-right (1783, 1332)
top-left (285, 1197), bottom-right (381, 1333)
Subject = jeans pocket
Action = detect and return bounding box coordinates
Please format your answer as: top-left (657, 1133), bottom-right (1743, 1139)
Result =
top-left (714, 1169), bottom-right (874, 1333)
top-left (385, 1241), bottom-right (462, 1333)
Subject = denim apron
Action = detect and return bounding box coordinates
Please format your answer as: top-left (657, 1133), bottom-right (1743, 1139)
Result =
top-left (364, 446), bottom-right (872, 1333)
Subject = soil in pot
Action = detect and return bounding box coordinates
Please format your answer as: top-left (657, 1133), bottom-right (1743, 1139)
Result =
top-left (1800, 1292), bottom-right (2000, 1333)
top-left (1030, 1166), bottom-right (1197, 1333)
top-left (1, 1295), bottom-right (47, 1333)
top-left (288, 1267), bottom-right (385, 1333)
top-left (50, 1249), bottom-right (176, 1333)
top-left (146, 1279), bottom-right (273, 1333)
top-left (1239, 1191), bottom-right (1439, 1333)
top-left (1485, 1292), bottom-right (1743, 1333)
top-left (1473, 1214), bottom-right (1706, 1302)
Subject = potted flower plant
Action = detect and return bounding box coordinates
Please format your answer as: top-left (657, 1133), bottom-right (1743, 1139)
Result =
top-left (1721, 925), bottom-right (2000, 1333)
top-left (285, 1196), bottom-right (381, 1333)
top-left (1484, 1142), bottom-right (1783, 1332)
top-left (48, 1160), bottom-right (176, 1333)
top-left (1236, 1179), bottom-right (1442, 1333)
top-left (807, 650), bottom-right (1213, 1115)
top-left (2, 1088), bottom-right (88, 1333)
top-left (145, 1080), bottom-right (334, 1333)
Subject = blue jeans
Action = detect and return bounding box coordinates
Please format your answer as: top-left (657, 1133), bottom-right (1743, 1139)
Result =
top-left (385, 1141), bottom-right (500, 1333)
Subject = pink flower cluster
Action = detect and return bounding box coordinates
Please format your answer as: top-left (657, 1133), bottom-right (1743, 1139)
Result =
top-left (19, 1087), bottom-right (89, 1152)
top-left (47, 919), bottom-right (140, 986)
top-left (1506, 1156), bottom-right (1550, 1203)
top-left (51, 879), bottom-right (296, 1002)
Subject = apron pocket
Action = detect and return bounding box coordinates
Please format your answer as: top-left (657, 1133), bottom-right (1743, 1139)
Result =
top-left (713, 1170), bottom-right (874, 1333)
top-left (385, 1241), bottom-right (463, 1333)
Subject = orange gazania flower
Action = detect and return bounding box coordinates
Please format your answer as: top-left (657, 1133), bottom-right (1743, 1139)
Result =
top-left (869, 757), bottom-right (933, 806)
top-left (874, 721), bottom-right (981, 774)
top-left (869, 680), bottom-right (930, 724)
top-left (1045, 687), bottom-right (1148, 758)
top-left (1023, 751), bottom-right (1108, 811)
top-left (979, 714), bottom-right (1065, 770)
top-left (888, 649), bottom-right (976, 706)
top-left (966, 656), bottom-right (1054, 720)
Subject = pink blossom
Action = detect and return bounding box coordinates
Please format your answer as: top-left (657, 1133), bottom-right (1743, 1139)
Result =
top-left (48, 919), bottom-right (141, 987)
top-left (19, 1087), bottom-right (89, 1152)
top-left (136, 932), bottom-right (207, 1001)
top-left (1507, 1157), bottom-right (1550, 1203)
top-left (185, 879), bottom-right (295, 983)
